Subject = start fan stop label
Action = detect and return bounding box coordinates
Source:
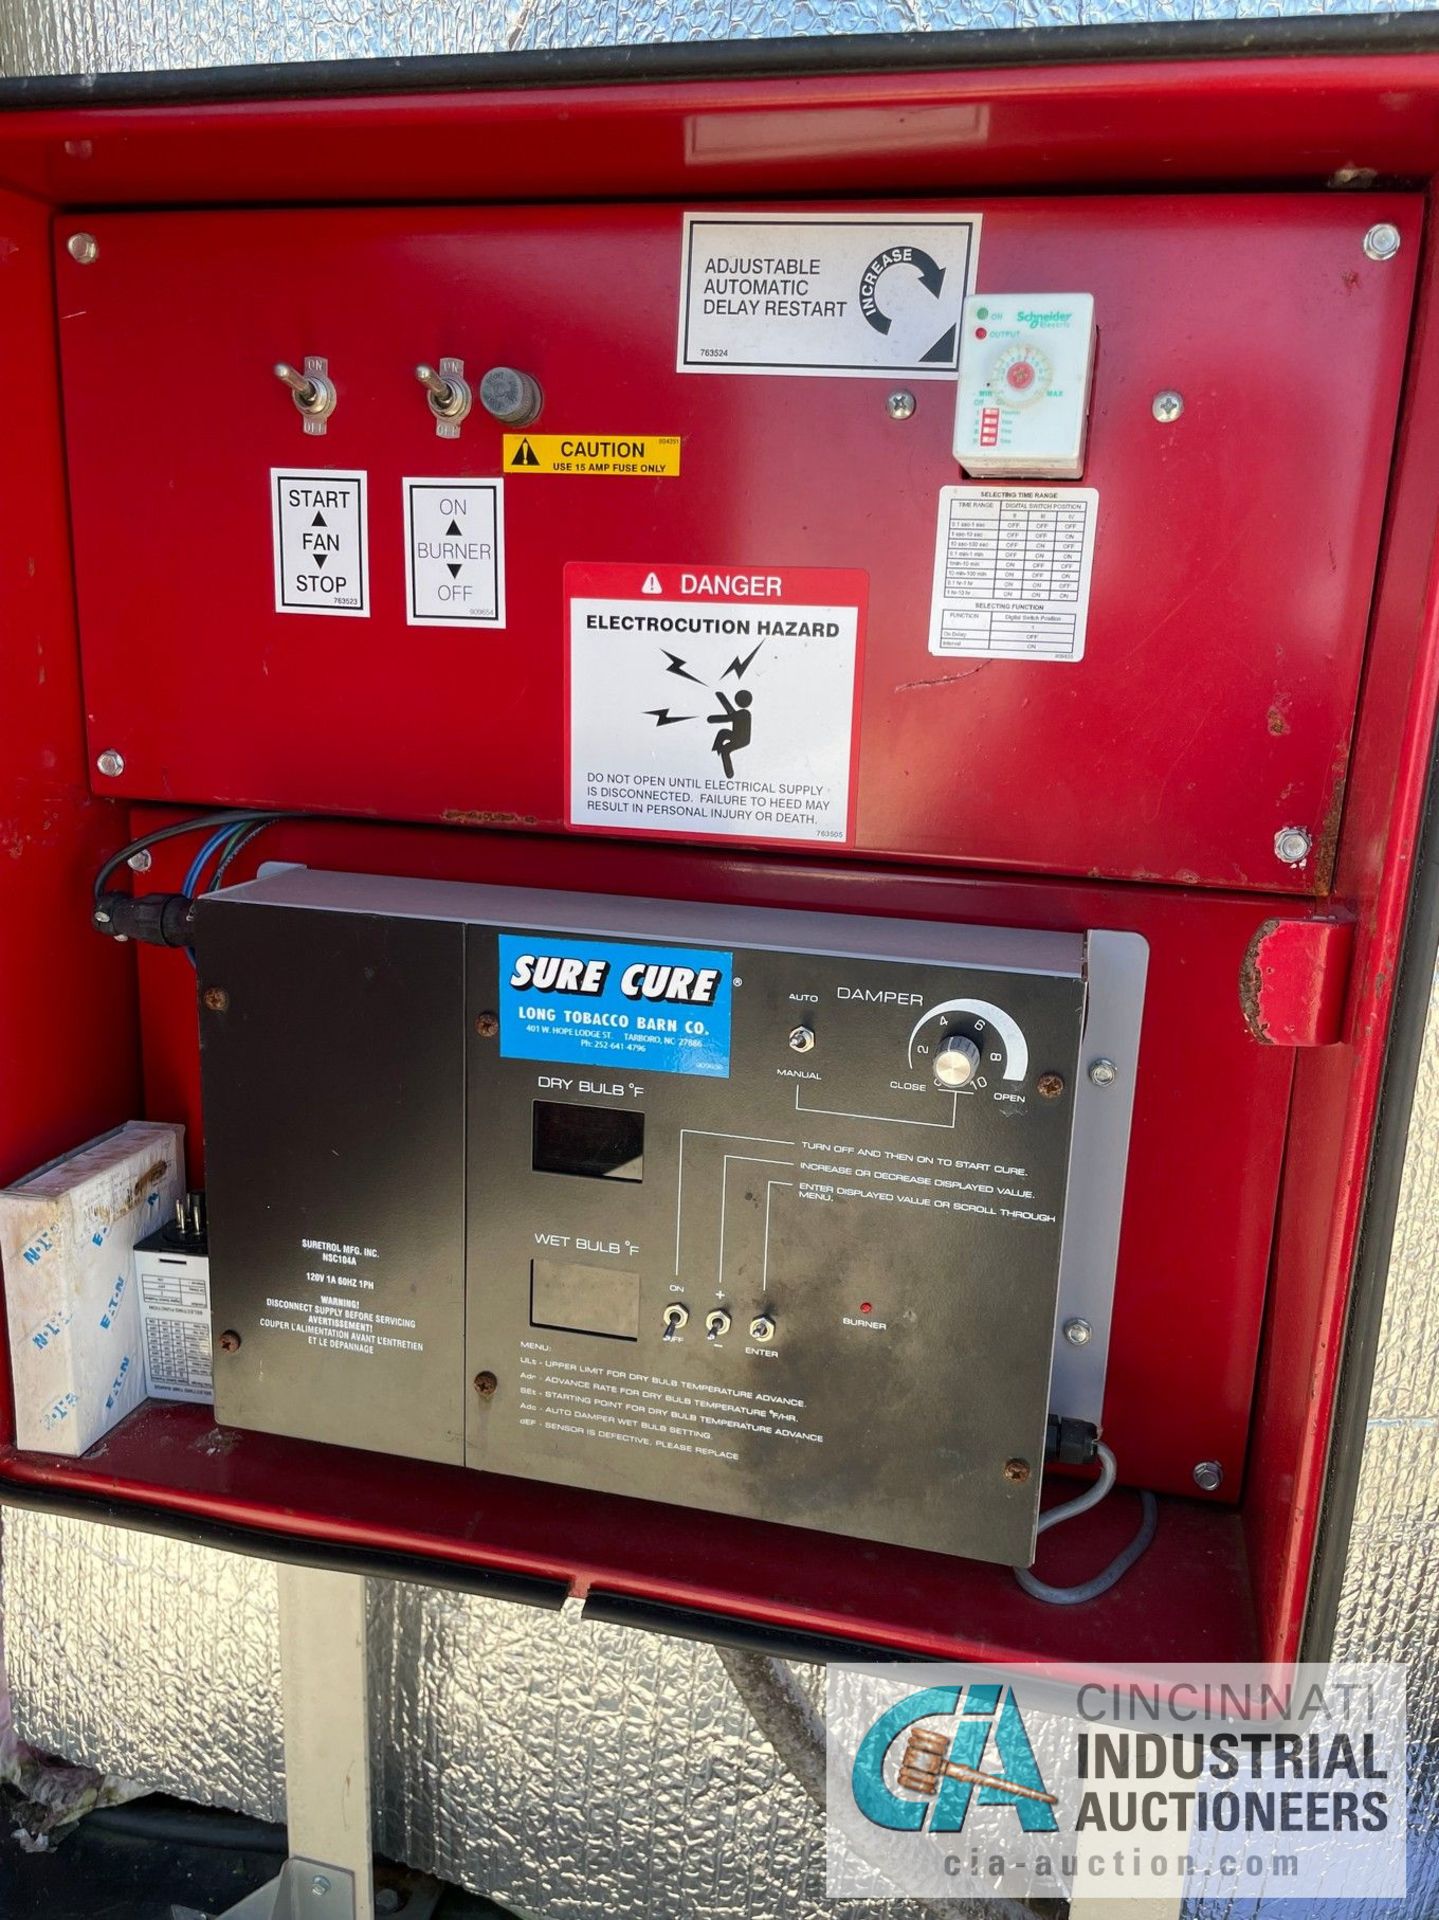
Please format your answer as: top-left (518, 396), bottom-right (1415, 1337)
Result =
top-left (566, 562), bottom-right (865, 846)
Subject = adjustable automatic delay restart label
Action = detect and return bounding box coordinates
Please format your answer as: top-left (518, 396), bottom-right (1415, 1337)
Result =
top-left (567, 562), bottom-right (865, 846)
top-left (677, 212), bottom-right (982, 378)
top-left (498, 934), bottom-right (732, 1077)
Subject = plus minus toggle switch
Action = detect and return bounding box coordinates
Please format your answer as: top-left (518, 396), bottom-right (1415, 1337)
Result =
top-left (953, 293), bottom-right (1096, 480)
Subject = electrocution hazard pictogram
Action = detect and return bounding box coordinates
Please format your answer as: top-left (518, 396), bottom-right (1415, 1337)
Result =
top-left (566, 562), bottom-right (865, 846)
top-left (270, 469), bottom-right (368, 617)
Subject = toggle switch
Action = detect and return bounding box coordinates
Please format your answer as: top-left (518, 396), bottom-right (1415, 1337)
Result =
top-left (705, 1309), bottom-right (732, 1341)
top-left (662, 1302), bottom-right (689, 1340)
top-left (479, 366), bottom-right (543, 428)
top-left (274, 357), bottom-right (337, 435)
top-left (415, 358), bottom-right (473, 439)
top-left (748, 1314), bottom-right (776, 1343)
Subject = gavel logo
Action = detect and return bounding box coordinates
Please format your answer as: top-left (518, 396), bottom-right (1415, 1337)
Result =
top-left (897, 1726), bottom-right (1059, 1808)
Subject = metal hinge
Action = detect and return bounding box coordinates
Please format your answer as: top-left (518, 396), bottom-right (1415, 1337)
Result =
top-left (1240, 915), bottom-right (1355, 1046)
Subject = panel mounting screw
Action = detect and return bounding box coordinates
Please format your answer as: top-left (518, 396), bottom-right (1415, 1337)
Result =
top-left (1036, 1072), bottom-right (1065, 1099)
top-left (202, 987), bottom-right (230, 1013)
top-left (886, 390), bottom-right (917, 421)
top-left (96, 749), bottom-right (125, 777)
top-left (310, 1876), bottom-right (331, 1899)
top-left (1193, 1460), bottom-right (1223, 1492)
top-left (218, 1330), bottom-right (242, 1353)
top-left (473, 1370), bottom-right (498, 1398)
top-left (1274, 826), bottom-right (1312, 866)
top-left (787, 1025), bottom-right (815, 1053)
top-left (1062, 1317), bottom-right (1093, 1347)
top-left (1003, 1457), bottom-right (1031, 1484)
top-left (1087, 1057), bottom-right (1117, 1087)
top-left (126, 848), bottom-right (153, 872)
top-left (1363, 222), bottom-right (1402, 263)
top-left (474, 1011), bottom-right (499, 1038)
top-left (1151, 390), bottom-right (1184, 424)
top-left (66, 231), bottom-right (98, 264)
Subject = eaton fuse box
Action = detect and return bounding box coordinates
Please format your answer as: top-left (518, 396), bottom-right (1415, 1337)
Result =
top-left (195, 867), bottom-right (1145, 1566)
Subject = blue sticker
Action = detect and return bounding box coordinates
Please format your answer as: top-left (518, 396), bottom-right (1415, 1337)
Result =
top-left (498, 934), bottom-right (732, 1077)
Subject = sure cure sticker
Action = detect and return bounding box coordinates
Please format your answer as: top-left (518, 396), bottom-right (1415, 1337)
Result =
top-left (499, 934), bottom-right (732, 1077)
top-left (566, 562), bottom-right (866, 847)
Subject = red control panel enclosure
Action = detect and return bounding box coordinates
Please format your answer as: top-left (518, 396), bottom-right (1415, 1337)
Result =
top-left (57, 195), bottom-right (1415, 893)
top-left (0, 40), bottom-right (1437, 1673)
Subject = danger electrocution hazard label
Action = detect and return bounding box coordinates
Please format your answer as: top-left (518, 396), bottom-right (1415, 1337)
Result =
top-left (566, 562), bottom-right (865, 846)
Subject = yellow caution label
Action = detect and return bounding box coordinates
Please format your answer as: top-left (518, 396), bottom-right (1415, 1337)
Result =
top-left (503, 434), bottom-right (681, 477)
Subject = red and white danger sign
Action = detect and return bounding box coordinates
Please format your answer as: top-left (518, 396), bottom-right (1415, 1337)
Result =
top-left (566, 561), bottom-right (866, 846)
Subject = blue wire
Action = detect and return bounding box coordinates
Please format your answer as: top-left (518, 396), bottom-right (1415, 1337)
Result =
top-left (182, 828), bottom-right (234, 897)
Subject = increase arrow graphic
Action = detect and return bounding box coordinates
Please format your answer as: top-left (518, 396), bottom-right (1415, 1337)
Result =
top-left (858, 246), bottom-right (948, 337)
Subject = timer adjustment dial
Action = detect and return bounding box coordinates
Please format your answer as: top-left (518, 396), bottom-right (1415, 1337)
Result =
top-left (990, 341), bottom-right (1052, 409)
top-left (932, 1033), bottom-right (982, 1090)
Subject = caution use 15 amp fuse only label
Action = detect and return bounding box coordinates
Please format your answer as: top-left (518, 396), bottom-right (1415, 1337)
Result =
top-left (566, 563), bottom-right (866, 846)
top-left (504, 434), bottom-right (681, 477)
top-left (677, 212), bottom-right (982, 378)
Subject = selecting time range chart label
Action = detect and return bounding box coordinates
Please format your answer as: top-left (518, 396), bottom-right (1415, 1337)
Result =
top-left (928, 485), bottom-right (1099, 663)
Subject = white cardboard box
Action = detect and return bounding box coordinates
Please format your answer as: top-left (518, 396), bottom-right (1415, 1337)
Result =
top-left (0, 1120), bottom-right (185, 1454)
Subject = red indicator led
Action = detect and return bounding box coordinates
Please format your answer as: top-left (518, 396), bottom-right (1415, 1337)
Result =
top-left (974, 326), bottom-right (988, 339)
top-left (859, 1301), bottom-right (873, 1314)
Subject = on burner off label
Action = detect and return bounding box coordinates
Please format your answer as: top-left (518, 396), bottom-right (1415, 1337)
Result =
top-left (566, 562), bottom-right (865, 846)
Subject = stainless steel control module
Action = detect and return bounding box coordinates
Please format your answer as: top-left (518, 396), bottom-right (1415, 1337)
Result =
top-left (197, 869), bottom-right (1144, 1565)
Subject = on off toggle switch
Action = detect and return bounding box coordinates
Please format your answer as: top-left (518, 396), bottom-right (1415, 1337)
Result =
top-left (932, 1033), bottom-right (981, 1090)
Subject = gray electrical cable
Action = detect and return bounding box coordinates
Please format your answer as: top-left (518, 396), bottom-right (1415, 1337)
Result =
top-left (716, 1647), bottom-right (1060, 1920)
top-left (1011, 1441), bottom-right (1158, 1606)
top-left (717, 1646), bottom-right (830, 1810)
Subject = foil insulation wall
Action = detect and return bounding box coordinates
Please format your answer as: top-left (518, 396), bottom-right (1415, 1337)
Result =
top-left (0, 0), bottom-right (1433, 73)
top-left (1, 1511), bottom-right (942, 1920)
